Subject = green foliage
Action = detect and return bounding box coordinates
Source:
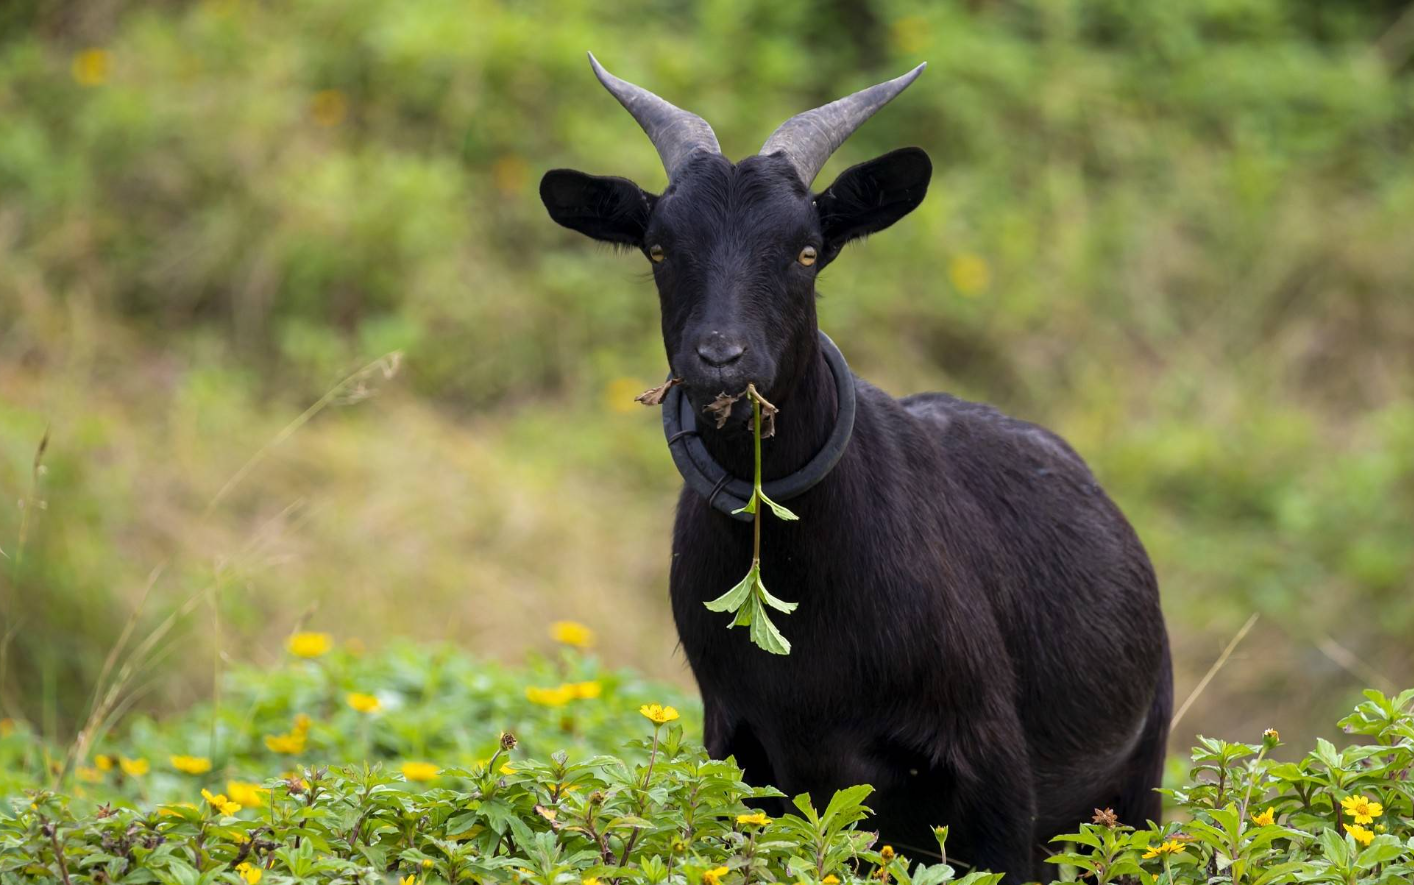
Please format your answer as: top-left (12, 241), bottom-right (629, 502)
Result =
top-left (1049, 689), bottom-right (1414, 885)
top-left (3, 645), bottom-right (1414, 883)
top-left (1, 0), bottom-right (1413, 743)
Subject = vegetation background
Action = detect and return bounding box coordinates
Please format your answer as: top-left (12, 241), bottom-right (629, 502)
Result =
top-left (0, 0), bottom-right (1411, 757)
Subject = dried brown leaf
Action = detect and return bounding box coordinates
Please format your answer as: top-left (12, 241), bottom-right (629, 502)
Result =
top-left (703, 390), bottom-right (743, 429)
top-left (635, 377), bottom-right (682, 407)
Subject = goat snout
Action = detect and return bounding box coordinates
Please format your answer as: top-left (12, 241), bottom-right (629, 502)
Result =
top-left (696, 334), bottom-right (746, 368)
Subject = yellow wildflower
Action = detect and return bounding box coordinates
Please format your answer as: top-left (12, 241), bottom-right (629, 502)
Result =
top-left (264, 731), bottom-right (307, 755)
top-left (170, 755), bottom-right (212, 775)
top-left (640, 703), bottom-right (680, 725)
top-left (500, 762), bottom-right (516, 775)
top-left (71, 49), bottom-right (110, 87)
top-left (880, 845), bottom-right (895, 862)
top-left (570, 680), bottom-right (603, 700)
top-left (310, 90), bottom-right (347, 128)
top-left (288, 632), bottom-right (333, 658)
top-left (1345, 823), bottom-right (1374, 846)
top-left (398, 876), bottom-right (418, 885)
top-left (526, 685), bottom-right (576, 707)
top-left (1340, 794), bottom-right (1383, 824)
top-left (422, 859), bottom-right (435, 870)
top-left (94, 754), bottom-right (114, 772)
top-left (76, 766), bottom-right (102, 783)
top-left (226, 781), bottom-right (267, 808)
top-left (346, 692), bottom-right (381, 713)
top-left (293, 713), bottom-right (312, 732)
top-left (1251, 807), bottom-right (1275, 827)
top-left (401, 761), bottom-right (440, 782)
top-left (948, 253), bottom-right (991, 297)
top-left (1262, 728), bottom-right (1280, 746)
top-left (1142, 839), bottom-right (1186, 859)
top-left (201, 788), bottom-right (242, 816)
top-left (823, 877), bottom-right (841, 885)
top-left (119, 757), bottom-right (149, 777)
top-left (236, 863), bottom-right (262, 885)
top-left (703, 867), bottom-right (730, 885)
top-left (550, 620), bottom-right (595, 648)
top-left (737, 812), bottom-right (770, 826)
top-left (584, 879), bottom-right (602, 885)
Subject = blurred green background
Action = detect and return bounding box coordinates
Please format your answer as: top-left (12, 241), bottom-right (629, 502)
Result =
top-left (0, 0), bottom-right (1411, 754)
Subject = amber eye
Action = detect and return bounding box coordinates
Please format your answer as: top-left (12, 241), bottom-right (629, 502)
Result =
top-left (798, 245), bottom-right (818, 267)
top-left (649, 244), bottom-right (665, 263)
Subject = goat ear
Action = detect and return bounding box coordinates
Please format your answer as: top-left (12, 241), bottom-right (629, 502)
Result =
top-left (540, 169), bottom-right (656, 247)
top-left (815, 148), bottom-right (931, 263)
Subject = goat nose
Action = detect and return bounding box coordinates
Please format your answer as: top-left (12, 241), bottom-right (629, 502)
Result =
top-left (696, 336), bottom-right (746, 368)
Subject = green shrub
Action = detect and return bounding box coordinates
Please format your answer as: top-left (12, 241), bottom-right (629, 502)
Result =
top-left (2, 639), bottom-right (1413, 883)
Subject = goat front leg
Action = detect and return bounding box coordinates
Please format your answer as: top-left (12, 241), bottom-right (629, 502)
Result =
top-left (872, 728), bottom-right (1037, 882)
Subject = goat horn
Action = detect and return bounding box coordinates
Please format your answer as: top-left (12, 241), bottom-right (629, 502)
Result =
top-left (588, 52), bottom-right (721, 179)
top-left (760, 63), bottom-right (926, 187)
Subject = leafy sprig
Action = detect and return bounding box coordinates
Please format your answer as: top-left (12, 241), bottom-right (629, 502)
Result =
top-left (703, 384), bottom-right (800, 654)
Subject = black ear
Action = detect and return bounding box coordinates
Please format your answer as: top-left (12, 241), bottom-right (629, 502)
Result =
top-left (540, 169), bottom-right (656, 247)
top-left (815, 148), bottom-right (931, 263)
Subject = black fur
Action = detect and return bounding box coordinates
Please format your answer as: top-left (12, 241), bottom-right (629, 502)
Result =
top-left (541, 148), bottom-right (1170, 882)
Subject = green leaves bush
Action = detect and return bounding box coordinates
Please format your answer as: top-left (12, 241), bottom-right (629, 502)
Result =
top-left (2, 640), bottom-right (1413, 884)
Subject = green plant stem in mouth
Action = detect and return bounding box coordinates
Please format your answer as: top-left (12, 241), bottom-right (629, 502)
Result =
top-left (703, 384), bottom-right (799, 654)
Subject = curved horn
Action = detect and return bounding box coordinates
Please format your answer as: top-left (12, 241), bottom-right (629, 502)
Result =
top-left (588, 52), bottom-right (721, 178)
top-left (760, 63), bottom-right (926, 187)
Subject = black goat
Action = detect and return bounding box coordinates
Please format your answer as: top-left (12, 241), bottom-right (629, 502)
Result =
top-left (540, 55), bottom-right (1170, 881)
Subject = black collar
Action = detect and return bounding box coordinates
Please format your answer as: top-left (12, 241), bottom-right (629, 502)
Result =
top-left (661, 330), bottom-right (857, 521)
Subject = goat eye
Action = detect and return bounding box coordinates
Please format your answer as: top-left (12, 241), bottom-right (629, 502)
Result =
top-left (649, 244), bottom-right (665, 263)
top-left (798, 245), bottom-right (818, 267)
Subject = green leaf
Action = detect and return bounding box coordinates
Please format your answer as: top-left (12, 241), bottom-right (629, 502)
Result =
top-left (757, 490), bottom-right (799, 521)
top-left (705, 568), bottom-right (755, 613)
top-left (757, 578), bottom-right (798, 614)
top-left (749, 605), bottom-right (792, 655)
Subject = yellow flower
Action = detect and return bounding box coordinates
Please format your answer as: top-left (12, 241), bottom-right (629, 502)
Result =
top-left (401, 761), bottom-right (439, 782)
top-left (1252, 807), bottom-right (1275, 827)
top-left (76, 766), bottom-right (103, 783)
top-left (526, 685), bottom-right (576, 707)
top-left (399, 876), bottom-right (418, 885)
top-left (264, 731), bottom-right (307, 755)
top-left (288, 632), bottom-right (333, 658)
top-left (293, 713), bottom-right (312, 733)
top-left (947, 253), bottom-right (991, 297)
top-left (93, 754), bottom-right (114, 772)
top-left (236, 863), bottom-right (262, 885)
top-left (201, 788), bottom-right (242, 815)
top-left (550, 620), bottom-right (595, 648)
top-left (346, 692), bottom-right (381, 713)
top-left (640, 704), bottom-right (680, 725)
top-left (1142, 840), bottom-right (1186, 859)
top-left (421, 859), bottom-right (435, 870)
top-left (737, 812), bottom-right (770, 826)
top-left (310, 90), bottom-right (347, 128)
top-left (119, 757), bottom-right (149, 777)
top-left (226, 781), bottom-right (267, 808)
top-left (500, 763), bottom-right (516, 775)
top-left (570, 680), bottom-right (602, 700)
top-left (584, 879), bottom-right (602, 885)
top-left (605, 377), bottom-right (647, 414)
top-left (1345, 823), bottom-right (1374, 846)
top-left (71, 48), bottom-right (110, 87)
top-left (823, 877), bottom-right (841, 885)
top-left (702, 867), bottom-right (730, 885)
top-left (879, 845), bottom-right (895, 862)
top-left (1340, 794), bottom-right (1383, 824)
top-left (1262, 728), bottom-right (1280, 747)
top-left (170, 755), bottom-right (212, 775)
